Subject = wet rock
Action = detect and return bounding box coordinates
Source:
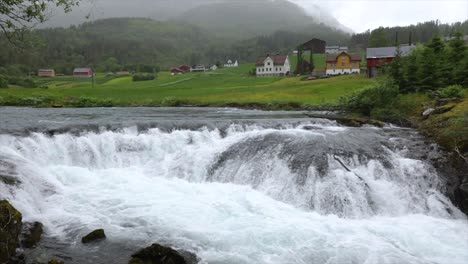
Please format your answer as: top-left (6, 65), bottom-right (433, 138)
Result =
top-left (422, 108), bottom-right (435, 118)
top-left (129, 243), bottom-right (198, 264)
top-left (8, 253), bottom-right (25, 264)
top-left (0, 200), bottom-right (22, 263)
top-left (48, 259), bottom-right (65, 264)
top-left (0, 175), bottom-right (20, 186)
top-left (81, 229), bottom-right (106, 244)
top-left (22, 222), bottom-right (44, 248)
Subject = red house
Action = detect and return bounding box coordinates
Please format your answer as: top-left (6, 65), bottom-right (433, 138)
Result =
top-left (73, 68), bottom-right (94, 78)
top-left (179, 65), bottom-right (191, 72)
top-left (366, 45), bottom-right (415, 78)
top-left (170, 68), bottom-right (185, 75)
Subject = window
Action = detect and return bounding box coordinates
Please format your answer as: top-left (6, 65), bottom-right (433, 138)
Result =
top-left (342, 63), bottom-right (345, 67)
top-left (267, 62), bottom-right (271, 66)
top-left (342, 56), bottom-right (347, 61)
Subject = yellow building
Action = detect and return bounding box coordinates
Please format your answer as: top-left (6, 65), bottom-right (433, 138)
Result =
top-left (326, 52), bottom-right (361, 76)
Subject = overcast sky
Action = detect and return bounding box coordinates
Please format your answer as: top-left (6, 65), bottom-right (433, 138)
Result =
top-left (293, 0), bottom-right (468, 32)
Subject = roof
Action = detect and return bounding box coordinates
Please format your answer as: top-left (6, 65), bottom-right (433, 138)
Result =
top-left (326, 46), bottom-right (340, 49)
top-left (366, 45), bottom-right (416, 59)
top-left (38, 69), bottom-right (54, 72)
top-left (256, 54), bottom-right (288, 66)
top-left (73, 68), bottom-right (92, 72)
top-left (326, 52), bottom-right (362, 62)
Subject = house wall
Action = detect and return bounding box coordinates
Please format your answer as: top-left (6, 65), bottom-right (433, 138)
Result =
top-left (326, 53), bottom-right (361, 76)
top-left (256, 57), bottom-right (290, 77)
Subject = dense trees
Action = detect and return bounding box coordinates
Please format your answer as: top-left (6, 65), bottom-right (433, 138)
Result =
top-left (390, 33), bottom-right (468, 93)
top-left (350, 20), bottom-right (468, 49)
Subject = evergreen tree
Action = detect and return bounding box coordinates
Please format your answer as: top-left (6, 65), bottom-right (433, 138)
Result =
top-left (404, 54), bottom-right (419, 92)
top-left (369, 27), bottom-right (390, 47)
top-left (309, 51), bottom-right (315, 74)
top-left (390, 46), bottom-right (405, 89)
top-left (295, 45), bottom-right (304, 75)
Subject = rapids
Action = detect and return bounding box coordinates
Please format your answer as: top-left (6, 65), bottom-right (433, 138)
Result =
top-left (0, 107), bottom-right (467, 264)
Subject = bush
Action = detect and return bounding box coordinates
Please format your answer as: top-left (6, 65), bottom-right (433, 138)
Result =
top-left (132, 74), bottom-right (156, 82)
top-left (438, 85), bottom-right (464, 99)
top-left (5, 76), bottom-right (37, 88)
top-left (0, 77), bottom-right (7, 88)
top-left (340, 80), bottom-right (400, 116)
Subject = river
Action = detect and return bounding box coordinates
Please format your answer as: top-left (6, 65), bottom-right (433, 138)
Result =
top-left (0, 107), bottom-right (467, 264)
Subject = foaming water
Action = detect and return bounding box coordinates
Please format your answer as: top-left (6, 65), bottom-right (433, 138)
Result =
top-left (1, 121), bottom-right (467, 264)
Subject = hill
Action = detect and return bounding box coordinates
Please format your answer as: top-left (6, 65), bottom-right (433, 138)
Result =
top-left (178, 0), bottom-right (348, 39)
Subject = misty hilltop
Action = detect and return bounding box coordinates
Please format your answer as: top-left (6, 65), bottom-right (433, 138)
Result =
top-left (40, 0), bottom-right (351, 36)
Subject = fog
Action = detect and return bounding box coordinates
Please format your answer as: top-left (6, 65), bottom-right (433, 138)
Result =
top-left (41, 0), bottom-right (350, 32)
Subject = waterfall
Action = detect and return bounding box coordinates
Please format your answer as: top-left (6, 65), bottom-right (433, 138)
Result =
top-left (1, 122), bottom-right (467, 264)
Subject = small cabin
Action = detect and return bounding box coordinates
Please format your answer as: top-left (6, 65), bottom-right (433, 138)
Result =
top-left (38, 69), bottom-right (55, 77)
top-left (73, 68), bottom-right (94, 78)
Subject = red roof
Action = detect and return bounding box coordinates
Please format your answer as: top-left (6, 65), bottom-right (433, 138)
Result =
top-left (351, 55), bottom-right (362, 61)
top-left (256, 55), bottom-right (288, 66)
top-left (171, 68), bottom-right (184, 73)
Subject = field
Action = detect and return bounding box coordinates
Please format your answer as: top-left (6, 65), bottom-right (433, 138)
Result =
top-left (0, 64), bottom-right (374, 109)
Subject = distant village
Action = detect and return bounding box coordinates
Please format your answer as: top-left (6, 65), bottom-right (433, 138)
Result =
top-left (36, 35), bottom-right (467, 80)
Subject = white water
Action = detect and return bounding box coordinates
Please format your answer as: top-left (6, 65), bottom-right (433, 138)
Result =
top-left (1, 124), bottom-right (467, 264)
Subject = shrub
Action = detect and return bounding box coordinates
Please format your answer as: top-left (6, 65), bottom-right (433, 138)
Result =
top-left (340, 80), bottom-right (400, 116)
top-left (132, 73), bottom-right (156, 82)
top-left (5, 76), bottom-right (37, 88)
top-left (438, 85), bottom-right (464, 99)
top-left (0, 77), bottom-right (7, 88)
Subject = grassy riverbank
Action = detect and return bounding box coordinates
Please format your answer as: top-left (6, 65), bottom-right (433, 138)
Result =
top-left (0, 65), bottom-right (373, 109)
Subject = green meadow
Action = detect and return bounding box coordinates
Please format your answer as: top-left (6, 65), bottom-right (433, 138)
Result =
top-left (0, 64), bottom-right (374, 109)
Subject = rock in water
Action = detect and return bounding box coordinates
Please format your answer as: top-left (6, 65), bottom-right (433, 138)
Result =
top-left (81, 229), bottom-right (106, 244)
top-left (129, 243), bottom-right (198, 264)
top-left (0, 200), bottom-right (22, 263)
top-left (48, 259), bottom-right (65, 264)
top-left (22, 222), bottom-right (44, 248)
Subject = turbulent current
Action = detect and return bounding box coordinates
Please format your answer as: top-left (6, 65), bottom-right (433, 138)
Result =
top-left (0, 107), bottom-right (467, 264)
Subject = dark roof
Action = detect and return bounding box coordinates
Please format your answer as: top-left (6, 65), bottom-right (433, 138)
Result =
top-left (326, 52), bottom-right (362, 62)
top-left (256, 55), bottom-right (288, 66)
top-left (366, 45), bottom-right (416, 59)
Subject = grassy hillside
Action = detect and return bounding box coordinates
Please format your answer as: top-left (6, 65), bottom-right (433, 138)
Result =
top-left (0, 66), bottom-right (374, 108)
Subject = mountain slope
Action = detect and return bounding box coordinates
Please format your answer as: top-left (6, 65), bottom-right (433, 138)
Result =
top-left (177, 0), bottom-right (330, 39)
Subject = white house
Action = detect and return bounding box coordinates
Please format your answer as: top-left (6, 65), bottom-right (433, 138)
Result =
top-left (224, 59), bottom-right (239, 68)
top-left (256, 54), bottom-right (290, 77)
top-left (210, 65), bottom-right (218, 71)
top-left (191, 65), bottom-right (206, 72)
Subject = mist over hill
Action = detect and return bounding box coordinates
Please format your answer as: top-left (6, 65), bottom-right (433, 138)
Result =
top-left (40, 0), bottom-right (351, 36)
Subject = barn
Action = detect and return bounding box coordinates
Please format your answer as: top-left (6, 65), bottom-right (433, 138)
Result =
top-left (38, 69), bottom-right (55, 77)
top-left (73, 68), bottom-right (94, 78)
top-left (302, 38), bottom-right (326, 54)
top-left (366, 45), bottom-right (416, 78)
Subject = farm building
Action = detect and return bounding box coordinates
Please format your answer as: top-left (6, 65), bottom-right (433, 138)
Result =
top-left (38, 69), bottom-right (55, 77)
top-left (224, 60), bottom-right (239, 67)
top-left (73, 68), bottom-right (94, 78)
top-left (302, 38), bottom-right (326, 54)
top-left (179, 65), bottom-right (192, 72)
top-left (191, 65), bottom-right (206, 72)
top-left (256, 54), bottom-right (291, 77)
top-left (326, 52), bottom-right (361, 76)
top-left (366, 45), bottom-right (416, 78)
top-left (171, 68), bottom-right (185, 75)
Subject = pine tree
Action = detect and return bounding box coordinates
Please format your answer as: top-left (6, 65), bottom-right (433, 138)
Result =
top-left (295, 45), bottom-right (304, 75)
top-left (390, 46), bottom-right (405, 89)
top-left (309, 51), bottom-right (315, 74)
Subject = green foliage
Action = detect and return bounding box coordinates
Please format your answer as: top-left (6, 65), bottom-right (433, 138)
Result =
top-left (438, 85), bottom-right (465, 99)
top-left (0, 77), bottom-right (7, 88)
top-left (340, 80), bottom-right (400, 117)
top-left (369, 27), bottom-right (390, 47)
top-left (351, 20), bottom-right (468, 49)
top-left (132, 74), bottom-right (156, 82)
top-left (2, 76), bottom-right (37, 88)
